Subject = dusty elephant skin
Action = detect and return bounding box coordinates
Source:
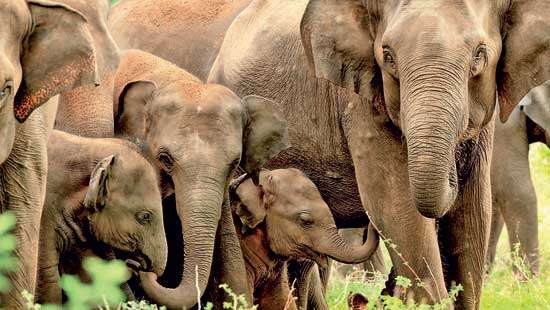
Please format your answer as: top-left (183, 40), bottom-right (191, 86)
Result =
top-left (108, 0), bottom-right (252, 82)
top-left (55, 0), bottom-right (120, 138)
top-left (209, 0), bottom-right (550, 308)
top-left (488, 83), bottom-right (550, 278)
top-left (230, 169), bottom-right (380, 310)
top-left (112, 50), bottom-right (289, 309)
top-left (36, 130), bottom-right (167, 304)
top-left (0, 0), bottom-right (103, 307)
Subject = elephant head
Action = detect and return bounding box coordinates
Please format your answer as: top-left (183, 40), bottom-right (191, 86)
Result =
top-left (0, 0), bottom-right (101, 163)
top-left (232, 169), bottom-right (379, 265)
top-left (84, 154), bottom-right (167, 277)
top-left (113, 50), bottom-right (289, 309)
top-left (300, 0), bottom-right (550, 218)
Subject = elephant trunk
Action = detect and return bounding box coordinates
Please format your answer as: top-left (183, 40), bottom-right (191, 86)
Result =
top-left (401, 61), bottom-right (466, 218)
top-left (316, 224), bottom-right (379, 264)
top-left (141, 165), bottom-right (225, 309)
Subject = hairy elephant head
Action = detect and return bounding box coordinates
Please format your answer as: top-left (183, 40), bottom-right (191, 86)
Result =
top-left (300, 0), bottom-right (550, 218)
top-left (84, 154), bottom-right (167, 277)
top-left (0, 0), bottom-right (101, 163)
top-left (232, 169), bottom-right (379, 266)
top-left (113, 50), bottom-right (289, 309)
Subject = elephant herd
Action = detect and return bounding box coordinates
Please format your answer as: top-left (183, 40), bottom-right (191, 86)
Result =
top-left (0, 0), bottom-right (549, 309)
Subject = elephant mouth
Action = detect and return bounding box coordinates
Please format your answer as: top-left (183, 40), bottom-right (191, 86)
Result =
top-left (301, 245), bottom-right (329, 268)
top-left (113, 248), bottom-right (153, 273)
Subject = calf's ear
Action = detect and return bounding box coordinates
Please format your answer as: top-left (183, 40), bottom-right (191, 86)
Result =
top-left (15, 0), bottom-right (99, 122)
top-left (234, 178), bottom-right (267, 230)
top-left (84, 155), bottom-right (116, 212)
top-left (114, 80), bottom-right (157, 139)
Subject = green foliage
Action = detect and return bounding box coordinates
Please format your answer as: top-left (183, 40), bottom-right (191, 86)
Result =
top-left (204, 284), bottom-right (257, 310)
top-left (0, 212), bottom-right (18, 292)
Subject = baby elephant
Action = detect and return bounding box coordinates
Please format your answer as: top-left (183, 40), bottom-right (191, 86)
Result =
top-left (231, 169), bottom-right (379, 309)
top-left (36, 130), bottom-right (167, 304)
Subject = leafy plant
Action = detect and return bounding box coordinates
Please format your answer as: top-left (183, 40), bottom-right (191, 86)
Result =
top-left (0, 212), bottom-right (18, 293)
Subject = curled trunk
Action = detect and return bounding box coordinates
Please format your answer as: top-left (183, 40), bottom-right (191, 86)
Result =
top-left (141, 166), bottom-right (224, 309)
top-left (316, 224), bottom-right (379, 264)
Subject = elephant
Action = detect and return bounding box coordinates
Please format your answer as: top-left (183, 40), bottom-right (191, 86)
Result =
top-left (36, 130), bottom-right (168, 304)
top-left (54, 0), bottom-right (120, 138)
top-left (112, 49), bottom-right (289, 309)
top-left (108, 0), bottom-right (252, 81)
top-left (335, 228), bottom-right (386, 278)
top-left (208, 0), bottom-right (550, 307)
top-left (230, 169), bottom-right (380, 309)
top-left (487, 81), bottom-right (550, 278)
top-left (0, 0), bottom-right (105, 306)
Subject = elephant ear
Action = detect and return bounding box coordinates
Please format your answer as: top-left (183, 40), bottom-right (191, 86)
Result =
top-left (114, 80), bottom-right (157, 139)
top-left (15, 0), bottom-right (99, 122)
top-left (234, 178), bottom-right (267, 229)
top-left (519, 80), bottom-right (550, 133)
top-left (84, 155), bottom-right (116, 212)
top-left (241, 95), bottom-right (290, 173)
top-left (300, 0), bottom-right (376, 97)
top-left (497, 1), bottom-right (550, 122)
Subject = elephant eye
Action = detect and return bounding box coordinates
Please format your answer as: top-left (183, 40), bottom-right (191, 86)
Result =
top-left (298, 212), bottom-right (314, 227)
top-left (136, 210), bottom-right (153, 225)
top-left (157, 150), bottom-right (174, 173)
top-left (382, 46), bottom-right (398, 77)
top-left (470, 45), bottom-right (488, 77)
top-left (0, 83), bottom-right (12, 102)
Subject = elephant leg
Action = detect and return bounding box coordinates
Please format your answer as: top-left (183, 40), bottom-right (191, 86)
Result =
top-left (486, 205), bottom-right (504, 274)
top-left (491, 110), bottom-right (539, 278)
top-left (439, 124), bottom-right (494, 310)
top-left (344, 97), bottom-right (446, 304)
top-left (0, 102), bottom-right (56, 308)
top-left (499, 174), bottom-right (539, 279)
top-left (306, 264), bottom-right (329, 310)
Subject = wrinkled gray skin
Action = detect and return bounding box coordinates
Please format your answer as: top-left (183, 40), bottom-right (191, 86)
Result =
top-left (54, 0), bottom-right (120, 138)
top-left (488, 83), bottom-right (550, 278)
top-left (0, 0), bottom-right (102, 307)
top-left (232, 169), bottom-right (380, 309)
top-left (108, 0), bottom-right (252, 81)
top-left (36, 130), bottom-right (167, 304)
top-left (113, 50), bottom-right (289, 309)
top-left (209, 0), bottom-right (550, 307)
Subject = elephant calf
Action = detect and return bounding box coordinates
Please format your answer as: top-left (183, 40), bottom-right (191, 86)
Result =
top-left (36, 130), bottom-right (167, 304)
top-left (230, 169), bottom-right (380, 309)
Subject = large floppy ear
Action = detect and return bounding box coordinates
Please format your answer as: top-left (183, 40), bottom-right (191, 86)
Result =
top-left (519, 80), bottom-right (550, 132)
top-left (240, 95), bottom-right (290, 173)
top-left (84, 155), bottom-right (116, 212)
top-left (114, 80), bottom-right (157, 139)
top-left (300, 0), bottom-right (376, 97)
top-left (234, 178), bottom-right (267, 229)
top-left (497, 1), bottom-right (550, 122)
top-left (15, 0), bottom-right (99, 122)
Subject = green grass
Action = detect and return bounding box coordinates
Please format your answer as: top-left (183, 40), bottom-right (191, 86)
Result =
top-left (327, 142), bottom-right (550, 309)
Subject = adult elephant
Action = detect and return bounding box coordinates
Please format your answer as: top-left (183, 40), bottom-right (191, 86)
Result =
top-left (54, 0), bottom-right (120, 138)
top-left (488, 82), bottom-right (550, 278)
top-left (0, 0), bottom-right (104, 307)
top-left (113, 50), bottom-right (289, 309)
top-left (108, 0), bottom-right (252, 81)
top-left (208, 0), bottom-right (550, 308)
